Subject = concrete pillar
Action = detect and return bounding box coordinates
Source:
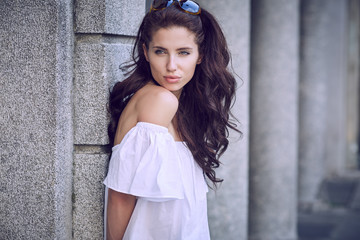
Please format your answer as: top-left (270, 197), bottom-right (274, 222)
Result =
top-left (249, 1), bottom-right (299, 240)
top-left (196, 0), bottom-right (250, 239)
top-left (298, 0), bottom-right (349, 208)
top-left (323, 1), bottom-right (348, 176)
top-left (298, 0), bottom-right (330, 207)
top-left (73, 0), bottom-right (145, 238)
top-left (0, 1), bottom-right (74, 239)
top-left (346, 0), bottom-right (360, 169)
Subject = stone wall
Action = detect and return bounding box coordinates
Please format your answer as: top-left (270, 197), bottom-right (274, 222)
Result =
top-left (72, 0), bottom-right (145, 238)
top-left (0, 0), bottom-right (144, 238)
top-left (0, 1), bottom-right (74, 239)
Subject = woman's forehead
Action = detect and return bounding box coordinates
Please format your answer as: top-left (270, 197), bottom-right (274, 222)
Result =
top-left (149, 26), bottom-right (197, 48)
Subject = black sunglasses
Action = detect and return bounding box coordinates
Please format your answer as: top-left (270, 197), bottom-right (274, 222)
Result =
top-left (150, 0), bottom-right (201, 15)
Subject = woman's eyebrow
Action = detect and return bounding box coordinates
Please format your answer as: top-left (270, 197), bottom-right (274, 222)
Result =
top-left (152, 46), bottom-right (193, 51)
top-left (177, 47), bottom-right (193, 51)
top-left (152, 46), bottom-right (167, 50)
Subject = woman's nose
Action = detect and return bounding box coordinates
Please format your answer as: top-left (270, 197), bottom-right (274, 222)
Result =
top-left (166, 56), bottom-right (177, 72)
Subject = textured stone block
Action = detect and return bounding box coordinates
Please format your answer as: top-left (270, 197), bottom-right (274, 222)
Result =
top-left (0, 1), bottom-right (73, 239)
top-left (75, 0), bottom-right (145, 36)
top-left (74, 40), bottom-right (133, 145)
top-left (73, 153), bottom-right (109, 239)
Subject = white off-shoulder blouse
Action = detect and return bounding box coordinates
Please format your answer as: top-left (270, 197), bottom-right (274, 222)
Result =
top-left (103, 122), bottom-right (210, 240)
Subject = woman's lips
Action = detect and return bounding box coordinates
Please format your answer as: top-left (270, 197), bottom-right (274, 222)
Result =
top-left (164, 75), bottom-right (180, 83)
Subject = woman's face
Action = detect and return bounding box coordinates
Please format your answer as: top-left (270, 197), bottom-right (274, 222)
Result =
top-left (144, 26), bottom-right (201, 98)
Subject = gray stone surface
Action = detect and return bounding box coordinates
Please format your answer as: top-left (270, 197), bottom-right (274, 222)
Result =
top-left (249, 0), bottom-right (299, 239)
top-left (74, 37), bottom-right (133, 145)
top-left (298, 0), bottom-right (331, 206)
top-left (346, 0), bottom-right (360, 169)
top-left (73, 2), bottom-right (143, 239)
top-left (196, 0), bottom-right (250, 239)
top-left (0, 0), bottom-right (73, 239)
top-left (73, 153), bottom-right (109, 240)
top-left (351, 180), bottom-right (360, 210)
top-left (318, 178), bottom-right (358, 207)
top-left (75, 0), bottom-right (145, 36)
top-left (54, 1), bottom-right (74, 238)
top-left (323, 0), bottom-right (347, 176)
top-left (298, 178), bottom-right (360, 240)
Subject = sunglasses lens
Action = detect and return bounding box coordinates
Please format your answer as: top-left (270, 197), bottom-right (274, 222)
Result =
top-left (166, 0), bottom-right (174, 7)
top-left (151, 0), bottom-right (200, 15)
top-left (152, 0), bottom-right (169, 9)
top-left (179, 1), bottom-right (200, 14)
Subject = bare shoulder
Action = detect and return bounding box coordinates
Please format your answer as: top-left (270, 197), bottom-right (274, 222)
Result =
top-left (135, 84), bottom-right (179, 127)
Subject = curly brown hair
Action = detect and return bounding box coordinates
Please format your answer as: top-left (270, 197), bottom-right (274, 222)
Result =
top-left (108, 5), bottom-right (241, 186)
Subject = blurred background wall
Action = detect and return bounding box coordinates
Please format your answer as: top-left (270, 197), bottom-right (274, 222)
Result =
top-left (0, 0), bottom-right (359, 239)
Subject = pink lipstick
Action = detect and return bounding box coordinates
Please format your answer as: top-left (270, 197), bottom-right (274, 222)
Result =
top-left (164, 75), bottom-right (180, 83)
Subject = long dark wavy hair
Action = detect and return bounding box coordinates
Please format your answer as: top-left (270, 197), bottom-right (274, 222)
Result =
top-left (108, 4), bottom-right (241, 185)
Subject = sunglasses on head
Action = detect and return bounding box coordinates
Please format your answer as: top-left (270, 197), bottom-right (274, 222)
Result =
top-left (150, 0), bottom-right (201, 15)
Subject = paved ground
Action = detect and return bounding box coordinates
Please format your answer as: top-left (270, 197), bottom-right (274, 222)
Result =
top-left (298, 177), bottom-right (360, 240)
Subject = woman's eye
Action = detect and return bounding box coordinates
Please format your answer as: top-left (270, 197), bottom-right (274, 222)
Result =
top-left (179, 51), bottom-right (190, 56)
top-left (155, 49), bottom-right (165, 54)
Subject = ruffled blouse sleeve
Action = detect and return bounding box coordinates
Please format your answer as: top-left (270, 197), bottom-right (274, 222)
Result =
top-left (103, 122), bottom-right (184, 202)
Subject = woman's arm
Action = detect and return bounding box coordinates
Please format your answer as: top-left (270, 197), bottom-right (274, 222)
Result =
top-left (106, 85), bottom-right (178, 239)
top-left (106, 189), bottom-right (136, 240)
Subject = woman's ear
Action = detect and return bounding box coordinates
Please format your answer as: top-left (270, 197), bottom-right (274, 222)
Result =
top-left (197, 55), bottom-right (202, 64)
top-left (143, 43), bottom-right (149, 62)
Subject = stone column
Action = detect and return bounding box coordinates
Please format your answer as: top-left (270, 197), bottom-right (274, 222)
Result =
top-left (249, 1), bottom-right (299, 240)
top-left (196, 0), bottom-right (250, 239)
top-left (323, 0), bottom-right (348, 176)
top-left (346, 0), bottom-right (360, 169)
top-left (0, 1), bottom-right (74, 239)
top-left (72, 0), bottom-right (145, 239)
top-left (298, 0), bottom-right (329, 207)
top-left (298, 0), bottom-right (348, 208)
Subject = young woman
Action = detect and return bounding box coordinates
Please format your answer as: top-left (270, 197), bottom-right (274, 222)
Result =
top-left (103, 1), bottom-right (240, 239)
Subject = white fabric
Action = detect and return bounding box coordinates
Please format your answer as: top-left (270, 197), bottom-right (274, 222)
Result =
top-left (103, 122), bottom-right (210, 240)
